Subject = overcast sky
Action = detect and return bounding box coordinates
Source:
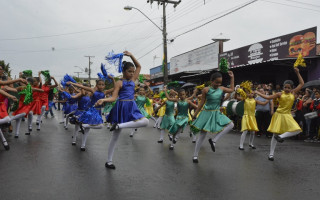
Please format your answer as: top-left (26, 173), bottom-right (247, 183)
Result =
top-left (1, 0), bottom-right (319, 80)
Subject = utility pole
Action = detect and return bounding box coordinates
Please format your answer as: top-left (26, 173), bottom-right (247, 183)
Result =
top-left (148, 0), bottom-right (180, 84)
top-left (84, 56), bottom-right (95, 83)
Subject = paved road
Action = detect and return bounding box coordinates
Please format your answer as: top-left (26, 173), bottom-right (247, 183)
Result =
top-left (1, 110), bottom-right (320, 200)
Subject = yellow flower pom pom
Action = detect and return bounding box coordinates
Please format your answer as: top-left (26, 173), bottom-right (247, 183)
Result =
top-left (294, 53), bottom-right (306, 68)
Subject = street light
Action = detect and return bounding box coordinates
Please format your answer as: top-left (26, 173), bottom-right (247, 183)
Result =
top-left (124, 5), bottom-right (169, 84)
top-left (212, 33), bottom-right (230, 54)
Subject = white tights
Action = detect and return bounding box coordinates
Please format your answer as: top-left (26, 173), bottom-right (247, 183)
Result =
top-left (154, 117), bottom-right (163, 128)
top-left (27, 112), bottom-right (33, 131)
top-left (0, 129), bottom-right (8, 146)
top-left (240, 130), bottom-right (255, 148)
top-left (118, 118), bottom-right (149, 129)
top-left (193, 122), bottom-right (234, 157)
top-left (269, 131), bottom-right (300, 156)
top-left (36, 106), bottom-right (46, 129)
top-left (107, 129), bottom-right (121, 163)
top-left (81, 124), bottom-right (103, 147)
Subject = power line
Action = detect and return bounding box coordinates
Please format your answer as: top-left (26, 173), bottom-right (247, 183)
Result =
top-left (0, 18), bottom-right (160, 41)
top-left (261, 0), bottom-right (320, 12)
top-left (172, 0), bottom-right (258, 40)
top-left (138, 43), bottom-right (163, 60)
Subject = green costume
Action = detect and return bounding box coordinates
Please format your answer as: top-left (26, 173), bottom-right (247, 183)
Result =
top-left (191, 87), bottom-right (231, 134)
top-left (136, 95), bottom-right (151, 118)
top-left (169, 100), bottom-right (189, 136)
top-left (160, 100), bottom-right (175, 130)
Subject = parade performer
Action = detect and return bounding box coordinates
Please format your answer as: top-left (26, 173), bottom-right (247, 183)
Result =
top-left (60, 86), bottom-right (78, 130)
top-left (238, 84), bottom-right (270, 150)
top-left (26, 77), bottom-right (44, 135)
top-left (37, 71), bottom-right (58, 130)
top-left (255, 68), bottom-right (304, 161)
top-left (153, 93), bottom-right (166, 129)
top-left (154, 90), bottom-right (177, 143)
top-left (0, 88), bottom-right (18, 150)
top-left (130, 86), bottom-right (156, 137)
top-left (165, 87), bottom-right (198, 150)
top-left (96, 51), bottom-right (149, 169)
top-left (191, 71), bottom-right (234, 163)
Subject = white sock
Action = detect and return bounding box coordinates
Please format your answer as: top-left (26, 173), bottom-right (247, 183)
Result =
top-left (0, 116), bottom-right (11, 125)
top-left (15, 118), bottom-right (22, 136)
top-left (82, 124), bottom-right (103, 129)
top-left (279, 131), bottom-right (300, 139)
top-left (10, 113), bottom-right (25, 121)
top-left (155, 117), bottom-right (163, 128)
top-left (192, 134), bottom-right (197, 142)
top-left (249, 131), bottom-right (255, 146)
top-left (0, 129), bottom-right (8, 146)
top-left (193, 131), bottom-right (207, 157)
top-left (37, 106), bottom-right (46, 122)
top-left (73, 124), bottom-right (80, 143)
top-left (159, 129), bottom-right (165, 140)
top-left (213, 122), bottom-right (234, 143)
top-left (118, 118), bottom-right (149, 129)
top-left (240, 130), bottom-right (248, 148)
top-left (107, 129), bottom-right (121, 163)
top-left (81, 128), bottom-right (90, 148)
top-left (270, 134), bottom-right (277, 156)
top-left (27, 112), bottom-right (33, 130)
top-left (130, 128), bottom-right (136, 136)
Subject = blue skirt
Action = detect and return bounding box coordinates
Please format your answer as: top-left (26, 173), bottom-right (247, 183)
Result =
top-left (78, 107), bottom-right (103, 125)
top-left (64, 103), bottom-right (78, 114)
top-left (106, 100), bottom-right (144, 124)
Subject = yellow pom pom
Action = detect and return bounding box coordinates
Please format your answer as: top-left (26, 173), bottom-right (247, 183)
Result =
top-left (196, 84), bottom-right (205, 90)
top-left (237, 88), bottom-right (247, 99)
top-left (240, 80), bottom-right (252, 93)
top-left (294, 53), bottom-right (306, 68)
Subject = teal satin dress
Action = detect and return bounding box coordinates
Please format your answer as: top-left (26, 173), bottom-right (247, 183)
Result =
top-left (191, 87), bottom-right (231, 134)
top-left (136, 95), bottom-right (151, 118)
top-left (169, 100), bottom-right (189, 135)
top-left (160, 100), bottom-right (175, 130)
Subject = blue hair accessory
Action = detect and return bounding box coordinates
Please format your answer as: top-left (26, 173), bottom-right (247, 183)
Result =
top-left (62, 91), bottom-right (72, 100)
top-left (105, 51), bottom-right (124, 73)
top-left (63, 74), bottom-right (77, 84)
top-left (97, 63), bottom-right (114, 83)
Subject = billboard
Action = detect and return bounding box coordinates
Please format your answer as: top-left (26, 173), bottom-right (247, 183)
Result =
top-left (219, 27), bottom-right (317, 68)
top-left (150, 63), bottom-right (170, 79)
top-left (170, 42), bottom-right (219, 74)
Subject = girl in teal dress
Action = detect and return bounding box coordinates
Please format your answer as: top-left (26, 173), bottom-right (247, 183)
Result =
top-left (191, 71), bottom-right (235, 163)
top-left (130, 87), bottom-right (156, 137)
top-left (165, 87), bottom-right (198, 150)
top-left (154, 90), bottom-right (177, 143)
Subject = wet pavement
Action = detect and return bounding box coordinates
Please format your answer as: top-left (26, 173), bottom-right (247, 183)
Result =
top-left (1, 110), bottom-right (320, 200)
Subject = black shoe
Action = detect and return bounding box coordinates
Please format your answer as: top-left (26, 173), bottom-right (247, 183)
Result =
top-left (25, 132), bottom-right (30, 135)
top-left (105, 162), bottom-right (116, 169)
top-left (173, 138), bottom-right (177, 144)
top-left (208, 138), bottom-right (215, 152)
top-left (72, 142), bottom-right (76, 146)
top-left (169, 145), bottom-right (174, 150)
top-left (37, 128), bottom-right (40, 131)
top-left (274, 135), bottom-right (284, 143)
top-left (80, 147), bottom-right (86, 151)
top-left (268, 156), bottom-right (274, 161)
top-left (36, 122), bottom-right (39, 125)
top-left (157, 139), bottom-right (163, 143)
top-left (192, 140), bottom-right (196, 143)
top-left (193, 157), bottom-right (198, 163)
top-left (189, 133), bottom-right (192, 137)
top-left (79, 124), bottom-right (84, 134)
top-left (249, 145), bottom-right (256, 149)
top-left (129, 134), bottom-right (133, 137)
top-left (134, 129), bottom-right (137, 131)
top-left (110, 123), bottom-right (119, 132)
top-left (239, 147), bottom-right (244, 150)
top-left (4, 145), bottom-right (10, 151)
top-left (14, 135), bottom-right (19, 138)
top-left (169, 135), bottom-right (173, 141)
top-left (29, 128), bottom-right (32, 132)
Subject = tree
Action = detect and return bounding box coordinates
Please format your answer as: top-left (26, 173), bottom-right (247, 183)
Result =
top-left (73, 76), bottom-right (83, 83)
top-left (0, 60), bottom-right (11, 77)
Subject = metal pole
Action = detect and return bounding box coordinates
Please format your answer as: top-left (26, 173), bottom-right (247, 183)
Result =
top-left (162, 3), bottom-right (168, 85)
top-left (84, 56), bottom-right (95, 84)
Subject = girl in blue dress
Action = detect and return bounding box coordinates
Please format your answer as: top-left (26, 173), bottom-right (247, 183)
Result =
top-left (96, 51), bottom-right (149, 169)
top-left (68, 76), bottom-right (115, 151)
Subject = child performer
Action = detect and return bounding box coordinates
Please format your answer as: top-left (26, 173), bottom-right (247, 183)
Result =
top-left (153, 94), bottom-right (166, 129)
top-left (255, 68), bottom-right (304, 161)
top-left (96, 51), bottom-right (149, 169)
top-left (0, 89), bottom-right (18, 150)
top-left (165, 87), bottom-right (198, 150)
top-left (191, 71), bottom-right (234, 163)
top-left (238, 88), bottom-right (269, 150)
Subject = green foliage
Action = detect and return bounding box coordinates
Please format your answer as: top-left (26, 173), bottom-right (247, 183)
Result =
top-left (0, 60), bottom-right (11, 77)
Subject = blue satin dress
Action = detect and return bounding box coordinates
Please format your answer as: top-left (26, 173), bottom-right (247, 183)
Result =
top-left (63, 93), bottom-right (78, 115)
top-left (91, 91), bottom-right (105, 115)
top-left (74, 95), bottom-right (91, 117)
top-left (107, 79), bottom-right (144, 124)
top-left (77, 92), bottom-right (104, 125)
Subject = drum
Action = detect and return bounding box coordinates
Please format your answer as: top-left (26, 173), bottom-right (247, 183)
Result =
top-left (231, 101), bottom-right (244, 117)
top-left (304, 111), bottom-right (318, 120)
top-left (226, 101), bottom-right (236, 116)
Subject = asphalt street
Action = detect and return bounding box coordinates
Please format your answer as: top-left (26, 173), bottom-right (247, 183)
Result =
top-left (0, 110), bottom-right (320, 200)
